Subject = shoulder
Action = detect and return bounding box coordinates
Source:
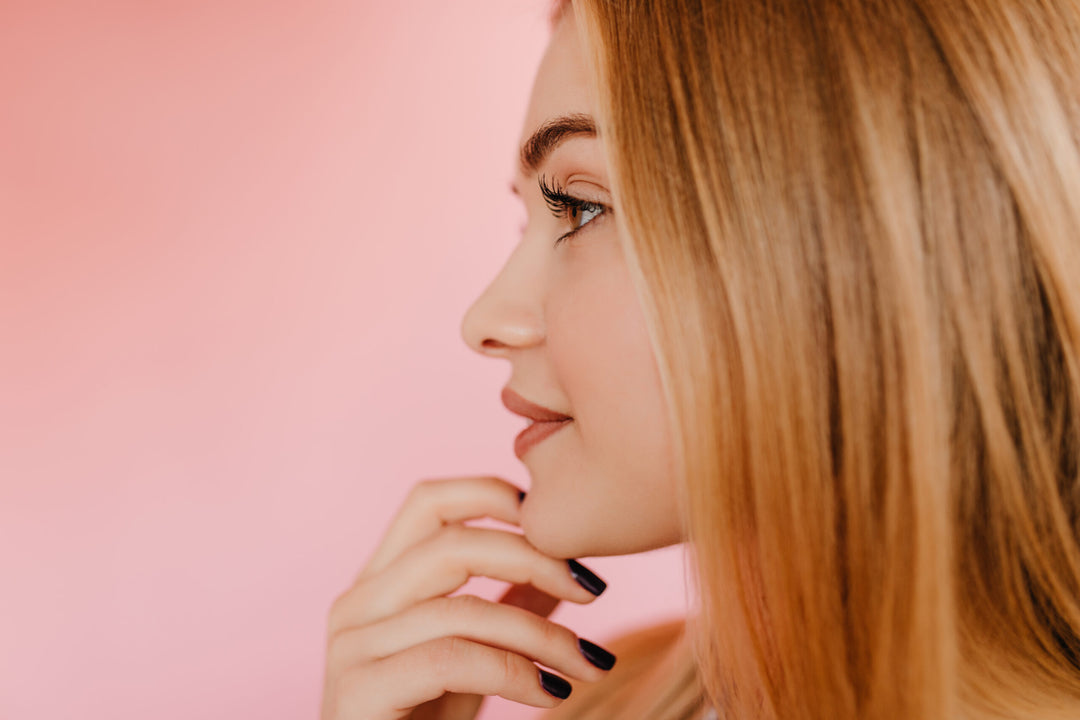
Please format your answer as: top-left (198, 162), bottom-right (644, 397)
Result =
top-left (541, 618), bottom-right (706, 719)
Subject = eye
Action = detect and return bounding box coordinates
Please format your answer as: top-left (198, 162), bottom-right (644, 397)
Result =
top-left (566, 202), bottom-right (604, 232)
top-left (538, 175), bottom-right (610, 246)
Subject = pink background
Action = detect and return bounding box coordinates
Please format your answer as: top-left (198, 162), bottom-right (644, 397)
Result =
top-left (0, 2), bottom-right (686, 718)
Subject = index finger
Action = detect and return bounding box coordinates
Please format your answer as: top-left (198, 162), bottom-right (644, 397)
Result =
top-left (362, 476), bottom-right (525, 577)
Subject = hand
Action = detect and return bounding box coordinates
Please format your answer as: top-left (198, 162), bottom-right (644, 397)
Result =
top-left (320, 476), bottom-right (615, 720)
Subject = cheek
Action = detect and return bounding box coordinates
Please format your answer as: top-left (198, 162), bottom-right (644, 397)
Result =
top-left (530, 250), bottom-right (681, 556)
top-left (547, 248), bottom-right (663, 445)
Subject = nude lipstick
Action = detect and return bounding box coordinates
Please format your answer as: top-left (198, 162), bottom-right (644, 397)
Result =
top-left (501, 387), bottom-right (572, 459)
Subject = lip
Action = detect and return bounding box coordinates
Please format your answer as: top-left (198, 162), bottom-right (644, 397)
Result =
top-left (513, 419), bottom-right (572, 459)
top-left (501, 387), bottom-right (572, 422)
top-left (502, 387), bottom-right (573, 459)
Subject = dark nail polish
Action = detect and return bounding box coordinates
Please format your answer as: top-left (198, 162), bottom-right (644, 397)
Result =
top-left (539, 669), bottom-right (572, 699)
top-left (567, 559), bottom-right (607, 596)
top-left (518, 490), bottom-right (527, 502)
top-left (578, 638), bottom-right (616, 670)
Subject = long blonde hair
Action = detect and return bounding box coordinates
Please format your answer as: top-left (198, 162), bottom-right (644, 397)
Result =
top-left (547, 1), bottom-right (1080, 718)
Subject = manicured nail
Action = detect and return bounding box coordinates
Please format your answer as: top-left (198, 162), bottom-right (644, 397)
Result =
top-left (518, 490), bottom-right (526, 502)
top-left (539, 669), bottom-right (572, 699)
top-left (578, 638), bottom-right (616, 670)
top-left (567, 559), bottom-right (607, 596)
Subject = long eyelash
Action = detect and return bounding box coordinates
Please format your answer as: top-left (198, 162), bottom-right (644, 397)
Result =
top-left (538, 175), bottom-right (576, 217)
top-left (537, 174), bottom-right (606, 246)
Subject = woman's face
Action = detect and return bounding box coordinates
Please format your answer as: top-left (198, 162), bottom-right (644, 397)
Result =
top-left (461, 9), bottom-right (682, 559)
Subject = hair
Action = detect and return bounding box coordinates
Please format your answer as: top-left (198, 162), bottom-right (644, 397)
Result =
top-left (542, 1), bottom-right (1080, 719)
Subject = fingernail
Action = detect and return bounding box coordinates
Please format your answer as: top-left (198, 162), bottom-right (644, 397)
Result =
top-left (539, 669), bottom-right (572, 699)
top-left (578, 638), bottom-right (616, 670)
top-left (518, 490), bottom-right (526, 502)
top-left (567, 559), bottom-right (607, 596)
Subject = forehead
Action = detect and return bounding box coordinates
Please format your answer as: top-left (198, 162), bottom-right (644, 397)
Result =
top-left (518, 10), bottom-right (596, 155)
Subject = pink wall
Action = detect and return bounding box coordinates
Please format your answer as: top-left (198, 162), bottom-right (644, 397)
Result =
top-left (0, 2), bottom-right (686, 718)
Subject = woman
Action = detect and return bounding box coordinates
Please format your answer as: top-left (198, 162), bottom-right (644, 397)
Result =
top-left (321, 0), bottom-right (1080, 718)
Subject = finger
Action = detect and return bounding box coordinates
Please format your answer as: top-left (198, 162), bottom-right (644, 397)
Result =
top-left (330, 587), bottom-right (563, 720)
top-left (332, 527), bottom-right (602, 630)
top-left (336, 637), bottom-right (572, 719)
top-left (329, 595), bottom-right (613, 682)
top-left (362, 477), bottom-right (525, 577)
top-left (410, 693), bottom-right (483, 720)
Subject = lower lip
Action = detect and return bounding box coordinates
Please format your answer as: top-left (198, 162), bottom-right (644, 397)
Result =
top-left (514, 419), bottom-right (572, 459)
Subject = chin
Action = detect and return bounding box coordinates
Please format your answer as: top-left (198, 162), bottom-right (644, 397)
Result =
top-left (520, 499), bottom-right (683, 559)
top-left (520, 509), bottom-right (587, 559)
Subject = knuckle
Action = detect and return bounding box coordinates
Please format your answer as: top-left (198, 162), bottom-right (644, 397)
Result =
top-left (327, 589), bottom-right (350, 622)
top-left (497, 648), bottom-right (531, 690)
top-left (538, 616), bottom-right (574, 648)
top-left (409, 478), bottom-right (443, 504)
top-left (446, 593), bottom-right (488, 618)
top-left (414, 594), bottom-right (489, 633)
top-left (325, 595), bottom-right (350, 635)
top-left (325, 584), bottom-right (372, 633)
top-left (412, 596), bottom-right (458, 628)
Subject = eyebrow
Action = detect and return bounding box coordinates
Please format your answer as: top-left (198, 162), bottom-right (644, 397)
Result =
top-left (518, 113), bottom-right (597, 175)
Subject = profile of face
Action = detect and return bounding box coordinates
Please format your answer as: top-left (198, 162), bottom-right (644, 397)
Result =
top-left (461, 8), bottom-right (682, 560)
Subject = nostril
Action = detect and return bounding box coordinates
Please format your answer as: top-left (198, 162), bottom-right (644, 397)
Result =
top-left (464, 313), bottom-right (543, 355)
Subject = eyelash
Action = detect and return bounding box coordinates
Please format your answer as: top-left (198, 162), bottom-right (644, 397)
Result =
top-left (538, 175), bottom-right (608, 246)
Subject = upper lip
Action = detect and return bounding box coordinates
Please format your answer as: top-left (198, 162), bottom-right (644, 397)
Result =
top-left (501, 387), bottom-right (572, 423)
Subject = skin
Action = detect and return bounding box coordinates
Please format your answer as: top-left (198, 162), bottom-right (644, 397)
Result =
top-left (321, 9), bottom-right (682, 719)
top-left (460, 7), bottom-right (681, 560)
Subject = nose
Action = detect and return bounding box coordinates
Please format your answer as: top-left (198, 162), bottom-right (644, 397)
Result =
top-left (461, 242), bottom-right (545, 358)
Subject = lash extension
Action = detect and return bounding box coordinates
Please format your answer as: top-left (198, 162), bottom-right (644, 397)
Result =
top-left (538, 174), bottom-right (607, 246)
